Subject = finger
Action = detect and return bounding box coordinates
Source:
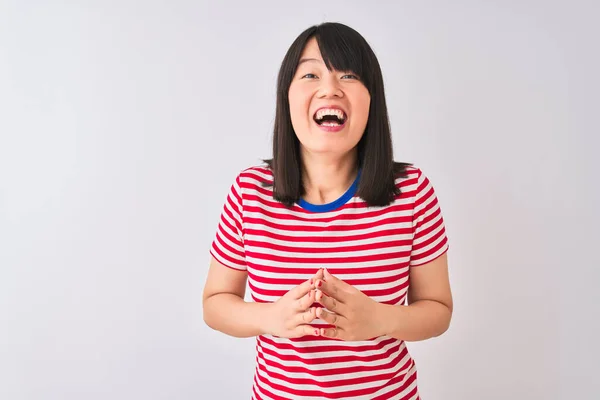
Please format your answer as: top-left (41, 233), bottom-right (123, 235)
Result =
top-left (321, 269), bottom-right (349, 303)
top-left (317, 291), bottom-right (347, 317)
top-left (314, 268), bottom-right (324, 280)
top-left (295, 307), bottom-right (317, 325)
top-left (316, 307), bottom-right (341, 326)
top-left (289, 277), bottom-right (316, 300)
top-left (320, 326), bottom-right (342, 339)
top-left (311, 270), bottom-right (325, 289)
top-left (293, 324), bottom-right (321, 338)
top-left (297, 289), bottom-right (315, 311)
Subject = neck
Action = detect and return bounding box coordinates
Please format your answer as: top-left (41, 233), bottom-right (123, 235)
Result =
top-left (301, 149), bottom-right (359, 205)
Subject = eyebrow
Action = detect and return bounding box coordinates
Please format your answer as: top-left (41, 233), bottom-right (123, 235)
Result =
top-left (297, 58), bottom-right (323, 66)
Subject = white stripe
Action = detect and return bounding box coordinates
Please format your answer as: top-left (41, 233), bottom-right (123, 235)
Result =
top-left (244, 206), bottom-right (413, 227)
top-left (411, 225), bottom-right (446, 257)
top-left (243, 220), bottom-right (412, 238)
top-left (371, 362), bottom-right (418, 399)
top-left (259, 335), bottom-right (405, 359)
top-left (248, 274), bottom-right (408, 292)
top-left (244, 232), bottom-right (414, 248)
top-left (216, 165), bottom-right (441, 398)
top-left (255, 356), bottom-right (393, 395)
top-left (257, 344), bottom-right (411, 378)
top-left (244, 255), bottom-right (411, 269)
top-left (244, 245), bottom-right (411, 260)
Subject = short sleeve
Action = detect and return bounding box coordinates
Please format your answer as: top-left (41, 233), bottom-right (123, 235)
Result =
top-left (409, 169), bottom-right (450, 267)
top-left (209, 174), bottom-right (248, 271)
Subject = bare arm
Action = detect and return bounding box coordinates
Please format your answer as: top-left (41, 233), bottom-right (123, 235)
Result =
top-left (202, 257), bottom-right (322, 338)
top-left (379, 252), bottom-right (453, 341)
top-left (202, 257), bottom-right (268, 338)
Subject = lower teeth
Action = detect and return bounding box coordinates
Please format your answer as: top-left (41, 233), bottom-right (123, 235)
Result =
top-left (322, 122), bottom-right (341, 127)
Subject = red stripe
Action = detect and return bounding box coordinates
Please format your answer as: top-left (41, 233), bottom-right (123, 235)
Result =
top-left (244, 227), bottom-right (412, 243)
top-left (254, 374), bottom-right (291, 400)
top-left (254, 358), bottom-right (414, 399)
top-left (255, 361), bottom-right (377, 398)
top-left (247, 275), bottom-right (408, 298)
top-left (412, 211), bottom-right (444, 248)
top-left (252, 383), bottom-right (265, 400)
top-left (371, 364), bottom-right (418, 400)
top-left (245, 249), bottom-right (411, 264)
top-left (246, 261), bottom-right (410, 276)
top-left (210, 166), bottom-right (444, 398)
top-left (411, 239), bottom-right (448, 266)
top-left (247, 269), bottom-right (409, 286)
top-left (224, 191), bottom-right (243, 231)
top-left (215, 226), bottom-right (244, 256)
top-left (257, 355), bottom-right (410, 388)
top-left (244, 215), bottom-right (412, 233)
top-left (210, 244), bottom-right (245, 270)
top-left (257, 347), bottom-right (406, 378)
top-left (258, 335), bottom-right (402, 360)
top-left (244, 237), bottom-right (412, 254)
top-left (244, 200), bottom-right (413, 223)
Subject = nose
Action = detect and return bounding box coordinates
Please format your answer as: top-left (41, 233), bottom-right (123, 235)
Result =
top-left (317, 75), bottom-right (343, 98)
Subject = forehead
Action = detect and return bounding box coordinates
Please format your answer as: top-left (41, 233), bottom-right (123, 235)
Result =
top-left (298, 37), bottom-right (324, 64)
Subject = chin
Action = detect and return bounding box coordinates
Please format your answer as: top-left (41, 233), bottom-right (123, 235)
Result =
top-left (303, 142), bottom-right (357, 156)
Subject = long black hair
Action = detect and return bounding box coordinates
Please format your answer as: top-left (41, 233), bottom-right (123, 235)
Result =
top-left (264, 22), bottom-right (412, 207)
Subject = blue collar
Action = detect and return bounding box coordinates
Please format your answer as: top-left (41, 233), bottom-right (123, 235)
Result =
top-left (298, 169), bottom-right (361, 212)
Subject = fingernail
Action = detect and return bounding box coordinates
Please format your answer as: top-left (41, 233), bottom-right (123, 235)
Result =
top-left (317, 280), bottom-right (323, 287)
top-left (310, 278), bottom-right (313, 285)
top-left (314, 328), bottom-right (319, 336)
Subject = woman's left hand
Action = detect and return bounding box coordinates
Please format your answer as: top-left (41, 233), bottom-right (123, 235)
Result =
top-left (315, 268), bottom-right (386, 341)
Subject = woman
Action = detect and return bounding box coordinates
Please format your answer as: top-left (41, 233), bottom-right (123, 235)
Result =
top-left (203, 22), bottom-right (453, 400)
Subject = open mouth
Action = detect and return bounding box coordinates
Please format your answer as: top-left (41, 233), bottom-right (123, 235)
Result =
top-left (313, 109), bottom-right (347, 127)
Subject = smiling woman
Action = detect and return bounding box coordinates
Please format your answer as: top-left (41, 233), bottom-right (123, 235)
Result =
top-left (288, 37), bottom-right (371, 155)
top-left (202, 22), bottom-right (453, 400)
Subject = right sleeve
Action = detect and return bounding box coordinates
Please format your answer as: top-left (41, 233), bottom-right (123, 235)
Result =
top-left (209, 174), bottom-right (248, 271)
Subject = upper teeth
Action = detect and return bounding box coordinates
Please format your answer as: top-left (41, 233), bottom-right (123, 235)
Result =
top-left (315, 108), bottom-right (345, 120)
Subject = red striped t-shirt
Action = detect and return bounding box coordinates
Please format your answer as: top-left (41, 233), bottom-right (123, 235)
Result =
top-left (210, 164), bottom-right (449, 400)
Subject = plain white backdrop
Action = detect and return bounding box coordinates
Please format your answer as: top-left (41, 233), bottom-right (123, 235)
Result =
top-left (1, 1), bottom-right (598, 399)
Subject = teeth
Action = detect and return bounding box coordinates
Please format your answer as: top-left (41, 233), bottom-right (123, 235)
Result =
top-left (315, 108), bottom-right (345, 121)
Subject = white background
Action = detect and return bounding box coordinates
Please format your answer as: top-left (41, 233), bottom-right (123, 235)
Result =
top-left (1, 1), bottom-right (598, 399)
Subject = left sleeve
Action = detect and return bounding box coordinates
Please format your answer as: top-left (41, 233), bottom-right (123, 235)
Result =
top-left (409, 168), bottom-right (450, 267)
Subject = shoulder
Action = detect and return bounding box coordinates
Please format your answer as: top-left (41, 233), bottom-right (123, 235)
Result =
top-left (226, 164), bottom-right (273, 202)
top-left (394, 164), bottom-right (423, 191)
top-left (235, 164), bottom-right (273, 186)
top-left (392, 164), bottom-right (443, 204)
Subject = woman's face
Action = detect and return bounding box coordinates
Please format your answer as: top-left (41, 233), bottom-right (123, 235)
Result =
top-left (288, 37), bottom-right (371, 157)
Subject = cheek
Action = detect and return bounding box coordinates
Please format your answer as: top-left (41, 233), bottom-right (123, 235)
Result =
top-left (354, 94), bottom-right (371, 126)
top-left (288, 88), bottom-right (311, 124)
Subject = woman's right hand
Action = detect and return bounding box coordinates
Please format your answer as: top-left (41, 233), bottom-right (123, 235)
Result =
top-left (264, 269), bottom-right (324, 338)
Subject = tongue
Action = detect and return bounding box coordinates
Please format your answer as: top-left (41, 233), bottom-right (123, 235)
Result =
top-left (319, 117), bottom-right (342, 125)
